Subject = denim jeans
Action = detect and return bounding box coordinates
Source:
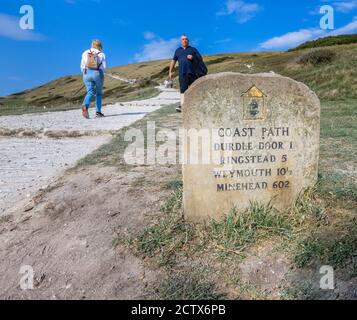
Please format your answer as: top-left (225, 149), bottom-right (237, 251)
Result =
top-left (82, 69), bottom-right (104, 113)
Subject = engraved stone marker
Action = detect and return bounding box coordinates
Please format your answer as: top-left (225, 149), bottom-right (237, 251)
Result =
top-left (183, 72), bottom-right (320, 221)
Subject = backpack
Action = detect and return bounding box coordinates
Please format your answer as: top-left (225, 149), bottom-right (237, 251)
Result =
top-left (86, 50), bottom-right (102, 70)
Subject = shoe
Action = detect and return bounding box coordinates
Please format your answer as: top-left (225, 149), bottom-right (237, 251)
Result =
top-left (96, 112), bottom-right (105, 118)
top-left (82, 107), bottom-right (89, 119)
top-left (176, 106), bottom-right (182, 113)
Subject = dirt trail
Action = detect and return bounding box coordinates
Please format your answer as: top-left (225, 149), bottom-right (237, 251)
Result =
top-left (0, 87), bottom-right (180, 216)
top-left (0, 87), bottom-right (179, 299)
top-left (0, 166), bottom-right (165, 299)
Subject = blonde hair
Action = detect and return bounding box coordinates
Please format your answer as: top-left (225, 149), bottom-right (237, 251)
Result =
top-left (91, 39), bottom-right (103, 51)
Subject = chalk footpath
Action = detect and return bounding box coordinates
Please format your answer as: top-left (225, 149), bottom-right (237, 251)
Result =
top-left (0, 87), bottom-right (180, 215)
top-left (0, 87), bottom-right (179, 133)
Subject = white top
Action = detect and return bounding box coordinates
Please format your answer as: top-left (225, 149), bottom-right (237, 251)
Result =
top-left (80, 48), bottom-right (107, 73)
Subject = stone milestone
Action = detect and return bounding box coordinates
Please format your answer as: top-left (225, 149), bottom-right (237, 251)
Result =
top-left (183, 72), bottom-right (320, 221)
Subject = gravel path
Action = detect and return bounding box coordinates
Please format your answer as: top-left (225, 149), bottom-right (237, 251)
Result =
top-left (0, 87), bottom-right (179, 134)
top-left (0, 87), bottom-right (180, 215)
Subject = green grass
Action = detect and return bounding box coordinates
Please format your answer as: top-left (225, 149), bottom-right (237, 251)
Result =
top-left (317, 173), bottom-right (357, 203)
top-left (290, 34), bottom-right (357, 51)
top-left (207, 202), bottom-right (291, 253)
top-left (320, 99), bottom-right (357, 141)
top-left (115, 185), bottom-right (195, 267)
top-left (294, 226), bottom-right (357, 269)
top-left (135, 189), bottom-right (194, 267)
top-left (289, 185), bottom-right (328, 227)
top-left (155, 268), bottom-right (224, 300)
top-left (121, 187), bottom-right (292, 268)
top-left (286, 182), bottom-right (356, 272)
top-left (281, 280), bottom-right (318, 300)
top-left (164, 179), bottom-right (183, 191)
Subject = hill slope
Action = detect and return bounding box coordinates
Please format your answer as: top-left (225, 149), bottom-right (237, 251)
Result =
top-left (1, 43), bottom-right (357, 115)
top-left (290, 33), bottom-right (357, 51)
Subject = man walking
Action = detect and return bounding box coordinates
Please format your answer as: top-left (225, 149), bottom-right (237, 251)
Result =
top-left (169, 35), bottom-right (206, 113)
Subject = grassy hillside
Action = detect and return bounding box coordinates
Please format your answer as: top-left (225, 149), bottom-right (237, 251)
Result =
top-left (1, 43), bottom-right (357, 115)
top-left (290, 33), bottom-right (357, 51)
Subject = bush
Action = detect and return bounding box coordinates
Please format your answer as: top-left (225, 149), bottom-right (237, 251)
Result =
top-left (296, 49), bottom-right (336, 66)
top-left (290, 34), bottom-right (357, 51)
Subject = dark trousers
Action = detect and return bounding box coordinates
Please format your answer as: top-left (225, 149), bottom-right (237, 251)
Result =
top-left (179, 73), bottom-right (198, 94)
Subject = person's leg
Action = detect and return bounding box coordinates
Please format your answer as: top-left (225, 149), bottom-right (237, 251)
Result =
top-left (94, 70), bottom-right (104, 114)
top-left (178, 74), bottom-right (189, 113)
top-left (188, 74), bottom-right (198, 87)
top-left (82, 72), bottom-right (95, 118)
top-left (178, 74), bottom-right (197, 113)
top-left (83, 74), bottom-right (95, 108)
top-left (180, 94), bottom-right (185, 107)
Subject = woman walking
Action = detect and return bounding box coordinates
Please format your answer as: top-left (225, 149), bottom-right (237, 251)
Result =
top-left (80, 39), bottom-right (107, 119)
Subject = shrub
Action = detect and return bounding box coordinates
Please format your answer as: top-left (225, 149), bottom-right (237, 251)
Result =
top-left (290, 34), bottom-right (357, 51)
top-left (296, 49), bottom-right (336, 66)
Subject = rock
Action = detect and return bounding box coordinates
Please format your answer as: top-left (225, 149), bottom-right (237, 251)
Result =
top-left (183, 72), bottom-right (320, 221)
top-left (24, 201), bottom-right (35, 212)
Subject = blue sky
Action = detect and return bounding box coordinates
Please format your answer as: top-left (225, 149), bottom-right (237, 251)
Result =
top-left (1, 0), bottom-right (357, 96)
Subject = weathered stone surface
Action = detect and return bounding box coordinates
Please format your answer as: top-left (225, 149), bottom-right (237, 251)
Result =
top-left (183, 72), bottom-right (320, 221)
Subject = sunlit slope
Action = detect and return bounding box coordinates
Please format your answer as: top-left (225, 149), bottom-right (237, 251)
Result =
top-left (1, 42), bottom-right (357, 111)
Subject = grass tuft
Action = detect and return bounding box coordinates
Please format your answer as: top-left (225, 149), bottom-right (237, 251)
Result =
top-left (164, 179), bottom-right (183, 191)
top-left (207, 202), bottom-right (291, 253)
top-left (155, 268), bottom-right (224, 300)
top-left (289, 185), bottom-right (328, 227)
top-left (294, 224), bottom-right (357, 269)
top-left (129, 187), bottom-right (195, 267)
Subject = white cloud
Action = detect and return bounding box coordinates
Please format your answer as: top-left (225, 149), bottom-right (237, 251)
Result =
top-left (214, 38), bottom-right (233, 44)
top-left (332, 1), bottom-right (357, 13)
top-left (134, 37), bottom-right (179, 62)
top-left (143, 31), bottom-right (156, 40)
top-left (309, 1), bottom-right (357, 15)
top-left (0, 13), bottom-right (45, 41)
top-left (259, 17), bottom-right (357, 50)
top-left (330, 17), bottom-right (357, 33)
top-left (217, 0), bottom-right (262, 24)
top-left (113, 18), bottom-right (126, 26)
top-left (260, 28), bottom-right (325, 50)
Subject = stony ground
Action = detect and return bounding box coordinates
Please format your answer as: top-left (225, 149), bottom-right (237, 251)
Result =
top-left (0, 87), bottom-right (180, 216)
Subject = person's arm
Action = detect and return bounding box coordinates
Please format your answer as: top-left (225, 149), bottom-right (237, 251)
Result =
top-left (101, 53), bottom-right (107, 74)
top-left (169, 49), bottom-right (179, 80)
top-left (190, 48), bottom-right (202, 61)
top-left (80, 51), bottom-right (86, 72)
top-left (169, 59), bottom-right (176, 80)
